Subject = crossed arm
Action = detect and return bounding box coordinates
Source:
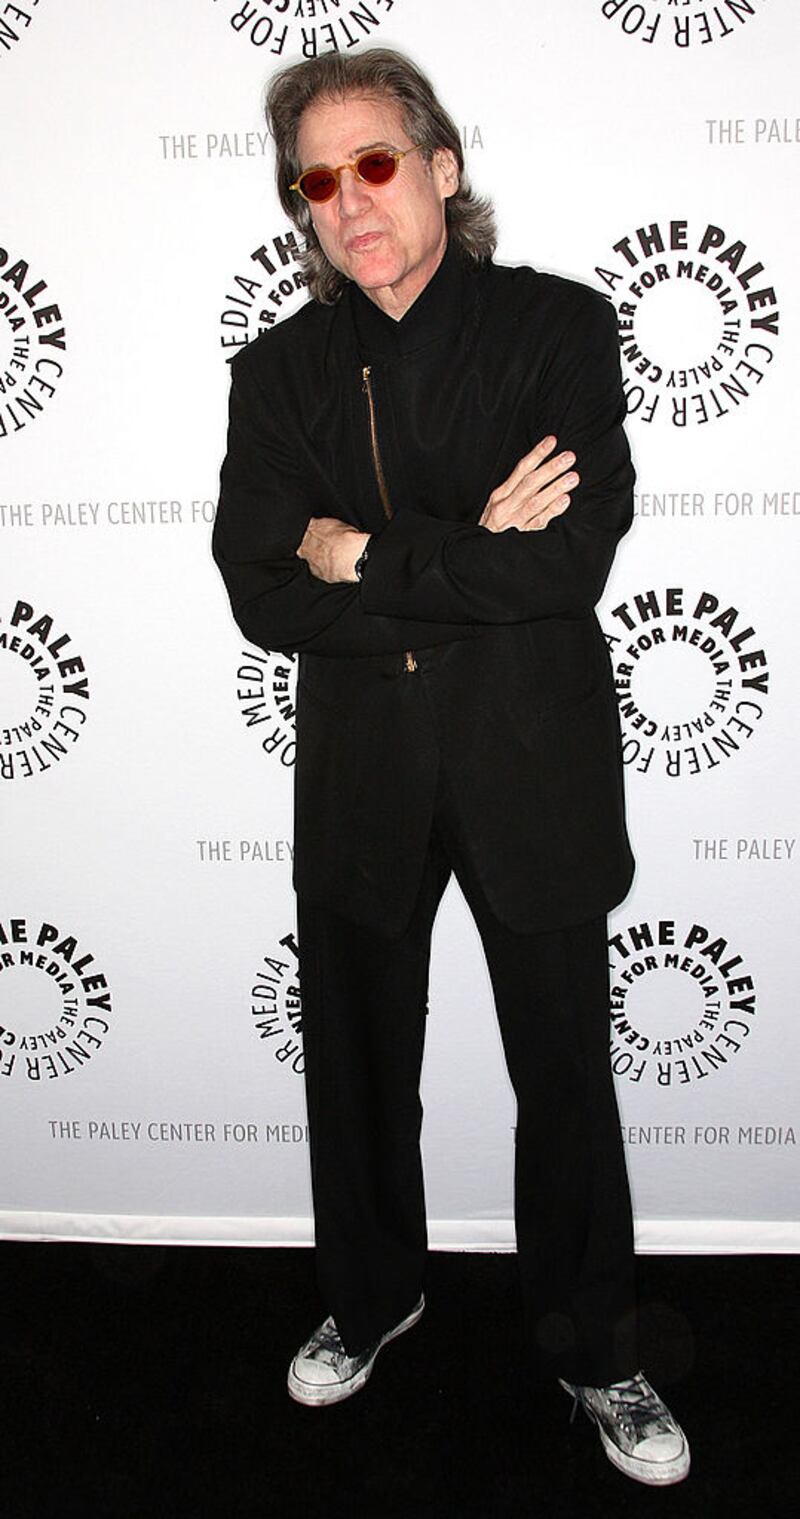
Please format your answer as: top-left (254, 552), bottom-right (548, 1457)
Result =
top-left (214, 294), bottom-right (633, 654)
top-left (297, 437), bottom-right (579, 584)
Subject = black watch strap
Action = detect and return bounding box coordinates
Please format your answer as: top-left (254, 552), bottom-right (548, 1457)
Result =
top-left (354, 540), bottom-right (370, 582)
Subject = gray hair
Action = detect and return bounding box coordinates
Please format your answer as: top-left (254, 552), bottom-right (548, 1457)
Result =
top-left (265, 47), bottom-right (496, 305)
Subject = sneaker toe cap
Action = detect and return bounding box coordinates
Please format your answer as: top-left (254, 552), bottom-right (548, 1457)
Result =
top-left (637, 1430), bottom-right (687, 1465)
top-left (291, 1355), bottom-right (343, 1388)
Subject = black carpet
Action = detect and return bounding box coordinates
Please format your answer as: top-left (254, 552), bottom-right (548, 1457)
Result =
top-left (1, 1243), bottom-right (794, 1518)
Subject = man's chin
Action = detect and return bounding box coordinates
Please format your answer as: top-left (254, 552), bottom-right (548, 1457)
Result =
top-left (344, 250), bottom-right (400, 289)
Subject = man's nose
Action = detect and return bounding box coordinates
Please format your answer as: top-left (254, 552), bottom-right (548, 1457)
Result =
top-left (337, 165), bottom-right (372, 215)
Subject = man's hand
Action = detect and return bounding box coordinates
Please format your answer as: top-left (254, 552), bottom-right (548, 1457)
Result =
top-left (480, 436), bottom-right (578, 534)
top-left (297, 518), bottom-right (370, 583)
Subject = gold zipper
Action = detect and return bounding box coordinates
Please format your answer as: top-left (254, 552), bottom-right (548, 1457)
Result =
top-left (362, 365), bottom-right (417, 673)
top-left (362, 365), bottom-right (393, 522)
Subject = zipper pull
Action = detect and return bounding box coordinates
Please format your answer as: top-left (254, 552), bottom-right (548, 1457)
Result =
top-left (361, 364), bottom-right (371, 391)
top-left (404, 652), bottom-right (418, 673)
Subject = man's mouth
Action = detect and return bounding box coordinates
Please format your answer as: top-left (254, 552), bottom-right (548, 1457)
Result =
top-left (346, 231), bottom-right (384, 252)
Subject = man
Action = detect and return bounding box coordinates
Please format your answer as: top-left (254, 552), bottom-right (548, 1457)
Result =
top-left (213, 47), bottom-right (689, 1487)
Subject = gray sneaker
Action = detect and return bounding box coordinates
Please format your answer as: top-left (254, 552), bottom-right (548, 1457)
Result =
top-left (287, 1296), bottom-right (425, 1407)
top-left (560, 1371), bottom-right (690, 1485)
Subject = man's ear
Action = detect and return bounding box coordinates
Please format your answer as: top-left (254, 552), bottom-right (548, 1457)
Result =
top-left (432, 147), bottom-right (460, 200)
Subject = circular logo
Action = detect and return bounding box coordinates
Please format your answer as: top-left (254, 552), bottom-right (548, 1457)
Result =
top-left (597, 0), bottom-right (766, 50)
top-left (235, 646), bottom-right (296, 768)
top-left (1, 598), bottom-right (91, 782)
top-left (604, 585), bottom-right (769, 779)
top-left (608, 916), bottom-right (757, 1087)
top-left (214, 0), bottom-right (399, 53)
top-left (249, 929), bottom-right (303, 1075)
top-left (220, 231), bottom-right (307, 362)
top-left (0, 916), bottom-right (113, 1083)
top-left (1, 241), bottom-right (66, 440)
top-left (593, 217), bottom-right (779, 426)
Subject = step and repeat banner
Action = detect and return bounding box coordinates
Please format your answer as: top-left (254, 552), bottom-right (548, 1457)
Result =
top-left (2, 0), bottom-right (798, 1250)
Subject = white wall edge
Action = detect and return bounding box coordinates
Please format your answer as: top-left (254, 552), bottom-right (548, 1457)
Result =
top-left (0, 1212), bottom-right (798, 1252)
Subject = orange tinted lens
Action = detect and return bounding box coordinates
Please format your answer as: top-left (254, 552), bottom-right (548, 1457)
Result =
top-left (356, 151), bottom-right (398, 186)
top-left (299, 167), bottom-right (338, 202)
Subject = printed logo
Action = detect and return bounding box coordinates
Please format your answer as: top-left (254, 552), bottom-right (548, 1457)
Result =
top-left (0, 1), bottom-right (43, 57)
top-left (1, 598), bottom-right (91, 781)
top-left (608, 917), bottom-right (757, 1087)
top-left (0, 916), bottom-right (113, 1083)
top-left (597, 0), bottom-right (766, 50)
top-left (236, 647), bottom-right (296, 768)
top-left (594, 218), bottom-right (780, 426)
top-left (604, 586), bottom-right (769, 779)
top-left (1, 240), bottom-right (66, 439)
top-left (158, 129), bottom-right (271, 163)
top-left (250, 930), bottom-right (303, 1075)
top-left (213, 0), bottom-right (398, 56)
top-left (220, 232), bottom-right (307, 362)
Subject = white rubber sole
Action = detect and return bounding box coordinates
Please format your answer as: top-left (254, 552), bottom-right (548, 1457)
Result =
top-left (287, 1296), bottom-right (425, 1408)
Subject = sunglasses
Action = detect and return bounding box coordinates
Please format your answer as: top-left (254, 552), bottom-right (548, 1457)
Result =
top-left (289, 144), bottom-right (423, 205)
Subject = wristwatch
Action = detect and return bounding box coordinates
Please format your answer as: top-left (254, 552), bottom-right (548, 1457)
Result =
top-left (354, 539), bottom-right (370, 582)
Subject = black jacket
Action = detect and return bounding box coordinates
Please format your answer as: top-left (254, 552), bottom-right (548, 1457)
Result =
top-left (214, 243), bottom-right (635, 934)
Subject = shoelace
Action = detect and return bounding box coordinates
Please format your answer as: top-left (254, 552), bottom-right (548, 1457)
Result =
top-left (310, 1318), bottom-right (380, 1370)
top-left (582, 1375), bottom-right (670, 1437)
top-left (311, 1319), bottom-right (349, 1364)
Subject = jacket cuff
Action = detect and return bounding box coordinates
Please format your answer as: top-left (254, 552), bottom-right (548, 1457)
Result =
top-left (359, 509), bottom-right (482, 622)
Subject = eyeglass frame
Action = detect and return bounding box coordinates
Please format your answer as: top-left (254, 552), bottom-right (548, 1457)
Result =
top-left (289, 144), bottom-right (425, 205)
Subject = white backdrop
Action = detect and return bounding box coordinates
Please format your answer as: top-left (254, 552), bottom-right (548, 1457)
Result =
top-left (1, 0), bottom-right (798, 1252)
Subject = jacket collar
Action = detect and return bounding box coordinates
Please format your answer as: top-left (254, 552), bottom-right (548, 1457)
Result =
top-left (346, 239), bottom-right (471, 360)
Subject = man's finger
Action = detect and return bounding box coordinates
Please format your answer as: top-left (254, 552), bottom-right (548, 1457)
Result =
top-left (493, 466), bottom-right (579, 525)
top-left (494, 450), bottom-right (576, 508)
top-left (523, 495), bottom-right (571, 531)
top-left (523, 468), bottom-right (579, 515)
top-left (491, 435), bottom-right (559, 500)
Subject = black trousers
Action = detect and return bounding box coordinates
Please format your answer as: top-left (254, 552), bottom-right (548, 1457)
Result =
top-left (297, 791), bottom-right (638, 1388)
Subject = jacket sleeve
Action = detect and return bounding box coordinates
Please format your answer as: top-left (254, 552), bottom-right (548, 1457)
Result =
top-left (212, 346), bottom-right (479, 658)
top-left (359, 295), bottom-right (634, 624)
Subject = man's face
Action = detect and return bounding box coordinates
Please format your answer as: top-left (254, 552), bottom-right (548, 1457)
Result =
top-left (295, 92), bottom-right (458, 319)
